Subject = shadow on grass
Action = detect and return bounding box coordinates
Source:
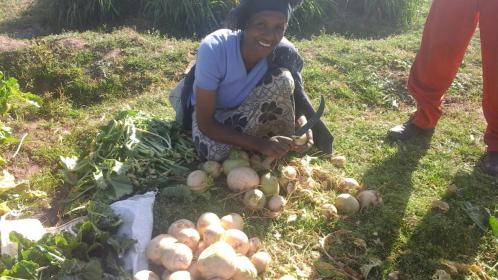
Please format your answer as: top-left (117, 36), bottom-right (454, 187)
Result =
top-left (0, 0), bottom-right (53, 38)
top-left (394, 165), bottom-right (498, 279)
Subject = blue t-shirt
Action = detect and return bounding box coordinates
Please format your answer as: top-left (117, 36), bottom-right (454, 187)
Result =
top-left (191, 29), bottom-right (268, 109)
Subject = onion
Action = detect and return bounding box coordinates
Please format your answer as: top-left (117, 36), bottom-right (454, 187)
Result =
top-left (196, 212), bottom-right (221, 236)
top-left (160, 243), bottom-right (193, 272)
top-left (227, 167), bottom-right (260, 192)
top-left (243, 189), bottom-right (266, 210)
top-left (202, 161), bottom-right (222, 178)
top-left (267, 195), bottom-right (286, 212)
top-left (221, 213), bottom-right (244, 230)
top-left (145, 234), bottom-right (177, 264)
top-left (250, 251), bottom-right (271, 274)
top-left (133, 270), bottom-right (160, 280)
top-left (260, 172), bottom-right (280, 196)
top-left (335, 194), bottom-right (360, 215)
top-left (168, 219), bottom-right (195, 238)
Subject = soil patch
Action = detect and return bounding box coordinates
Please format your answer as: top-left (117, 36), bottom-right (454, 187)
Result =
top-left (0, 35), bottom-right (29, 52)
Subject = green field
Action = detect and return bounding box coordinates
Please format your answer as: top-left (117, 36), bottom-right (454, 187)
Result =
top-left (0, 0), bottom-right (496, 279)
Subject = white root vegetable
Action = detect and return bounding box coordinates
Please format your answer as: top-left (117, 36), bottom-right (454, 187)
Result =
top-left (197, 242), bottom-right (237, 279)
top-left (163, 271), bottom-right (191, 280)
top-left (220, 213), bottom-right (244, 230)
top-left (134, 270), bottom-right (160, 280)
top-left (250, 251), bottom-right (271, 274)
top-left (243, 189), bottom-right (266, 210)
top-left (187, 262), bottom-right (201, 279)
top-left (356, 190), bottom-right (382, 209)
top-left (145, 234), bottom-right (177, 264)
top-left (320, 203), bottom-right (338, 219)
top-left (335, 194), bottom-right (360, 215)
top-left (293, 133), bottom-right (308, 145)
top-left (168, 219), bottom-right (195, 238)
top-left (223, 159), bottom-right (250, 175)
top-left (232, 255), bottom-right (258, 280)
top-left (227, 167), bottom-right (260, 192)
top-left (222, 229), bottom-right (250, 255)
top-left (203, 224), bottom-right (225, 246)
top-left (339, 177), bottom-right (360, 191)
top-left (194, 241), bottom-right (207, 259)
top-left (175, 228), bottom-right (200, 251)
top-left (187, 170), bottom-right (211, 193)
top-left (279, 275), bottom-right (297, 280)
top-left (260, 172), bottom-right (280, 196)
top-left (247, 237), bottom-right (262, 256)
top-left (160, 243), bottom-right (193, 272)
top-left (267, 195), bottom-right (286, 212)
top-left (202, 161), bottom-right (222, 178)
top-left (197, 212), bottom-right (221, 236)
top-left (228, 149), bottom-right (250, 161)
top-left (330, 155), bottom-right (347, 167)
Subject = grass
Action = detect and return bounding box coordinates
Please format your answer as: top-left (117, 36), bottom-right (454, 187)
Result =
top-left (0, 0), bottom-right (497, 279)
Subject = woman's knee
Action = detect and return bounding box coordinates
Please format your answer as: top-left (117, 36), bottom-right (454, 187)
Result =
top-left (267, 67), bottom-right (295, 94)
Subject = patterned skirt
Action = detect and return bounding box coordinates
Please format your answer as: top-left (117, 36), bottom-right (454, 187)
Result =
top-left (192, 67), bottom-right (296, 161)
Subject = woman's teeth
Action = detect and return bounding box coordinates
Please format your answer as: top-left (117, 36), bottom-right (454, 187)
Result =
top-left (258, 41), bottom-right (271, 47)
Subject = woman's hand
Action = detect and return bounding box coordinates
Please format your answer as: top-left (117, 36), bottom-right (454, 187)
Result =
top-left (258, 136), bottom-right (294, 158)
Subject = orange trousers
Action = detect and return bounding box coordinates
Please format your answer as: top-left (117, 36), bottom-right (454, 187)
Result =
top-left (408, 0), bottom-right (498, 152)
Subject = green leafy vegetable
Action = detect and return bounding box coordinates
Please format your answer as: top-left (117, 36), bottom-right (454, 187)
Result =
top-left (61, 109), bottom-right (195, 208)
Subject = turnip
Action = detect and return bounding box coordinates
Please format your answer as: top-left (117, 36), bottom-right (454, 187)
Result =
top-left (168, 219), bottom-right (195, 238)
top-left (286, 182), bottom-right (297, 194)
top-left (356, 190), bottom-right (382, 209)
top-left (279, 275), bottom-right (297, 280)
top-left (221, 213), bottom-right (244, 230)
top-left (163, 271), bottom-right (191, 280)
top-left (339, 177), bottom-right (360, 191)
top-left (197, 212), bottom-right (221, 236)
top-left (250, 154), bottom-right (270, 171)
top-left (281, 166), bottom-right (297, 181)
top-left (320, 204), bottom-right (338, 219)
top-left (250, 251), bottom-right (271, 274)
top-left (197, 241), bottom-right (237, 279)
top-left (247, 237), bottom-right (262, 256)
top-left (293, 134), bottom-right (308, 146)
top-left (260, 172), bottom-right (280, 196)
top-left (134, 270), bottom-right (160, 280)
top-left (194, 241), bottom-right (207, 259)
top-left (227, 167), bottom-right (259, 192)
top-left (202, 161), bottom-right (222, 178)
top-left (160, 243), bottom-right (193, 272)
top-left (330, 155), bottom-right (347, 167)
top-left (335, 194), bottom-right (360, 215)
top-left (228, 149), bottom-right (250, 161)
top-left (145, 234), bottom-right (177, 265)
top-left (203, 224), bottom-right (225, 246)
top-left (175, 228), bottom-right (200, 251)
top-left (267, 195), bottom-right (286, 212)
top-left (232, 255), bottom-right (258, 280)
top-left (222, 229), bottom-right (250, 255)
top-left (186, 170), bottom-right (211, 193)
top-left (243, 189), bottom-right (266, 210)
top-left (223, 159), bottom-right (250, 175)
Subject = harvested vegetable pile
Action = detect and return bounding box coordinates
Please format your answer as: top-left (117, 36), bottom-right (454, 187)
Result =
top-left (60, 110), bottom-right (195, 208)
top-left (0, 201), bottom-right (134, 279)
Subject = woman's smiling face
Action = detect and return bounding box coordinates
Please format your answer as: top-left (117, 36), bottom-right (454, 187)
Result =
top-left (242, 10), bottom-right (288, 62)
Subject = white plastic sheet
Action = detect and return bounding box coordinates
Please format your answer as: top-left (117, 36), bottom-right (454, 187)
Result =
top-left (0, 213), bottom-right (46, 256)
top-left (110, 191), bottom-right (156, 274)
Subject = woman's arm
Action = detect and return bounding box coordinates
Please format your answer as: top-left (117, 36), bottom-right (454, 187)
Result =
top-left (195, 87), bottom-right (294, 158)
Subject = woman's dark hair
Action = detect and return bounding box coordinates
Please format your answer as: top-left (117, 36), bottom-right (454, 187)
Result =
top-left (224, 0), bottom-right (304, 30)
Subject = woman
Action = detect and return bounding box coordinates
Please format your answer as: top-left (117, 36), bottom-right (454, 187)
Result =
top-left (174, 0), bottom-right (332, 161)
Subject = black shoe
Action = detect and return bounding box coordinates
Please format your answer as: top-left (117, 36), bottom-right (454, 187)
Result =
top-left (388, 122), bottom-right (434, 141)
top-left (479, 151), bottom-right (498, 176)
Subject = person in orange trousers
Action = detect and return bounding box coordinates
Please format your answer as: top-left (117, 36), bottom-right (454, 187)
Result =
top-left (388, 0), bottom-right (498, 176)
